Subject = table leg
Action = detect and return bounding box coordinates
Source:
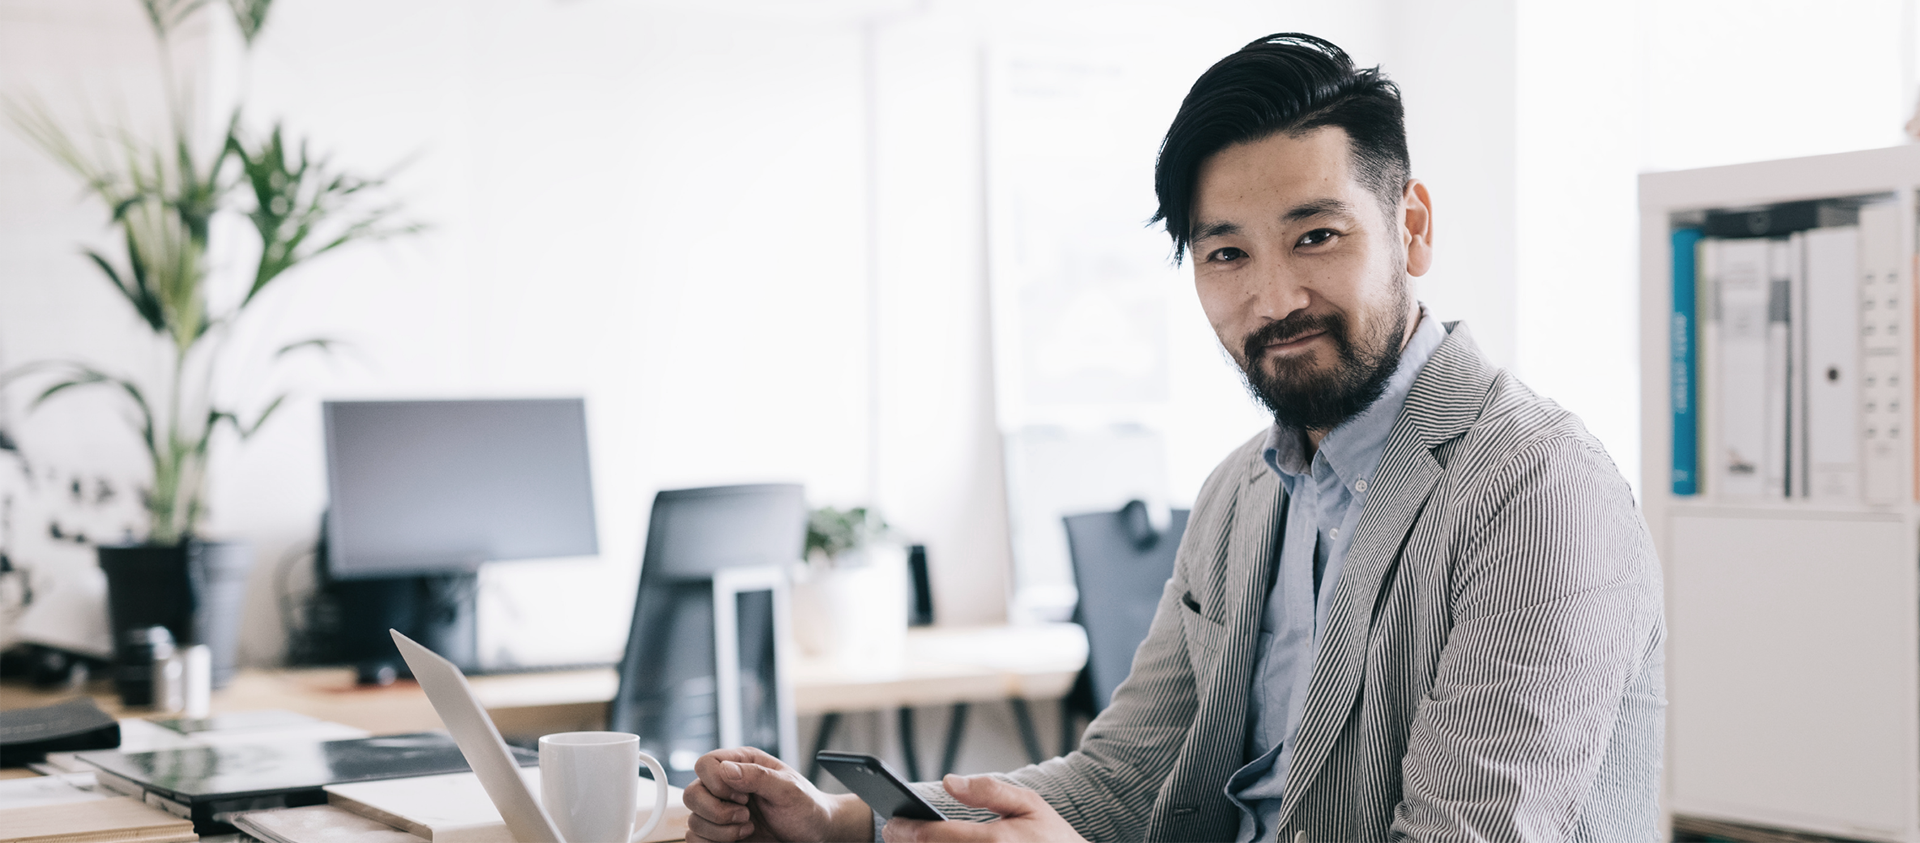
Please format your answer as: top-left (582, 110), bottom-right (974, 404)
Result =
top-left (1008, 698), bottom-right (1045, 765)
top-left (806, 711), bottom-right (842, 783)
top-left (940, 702), bottom-right (969, 777)
top-left (898, 706), bottom-right (921, 781)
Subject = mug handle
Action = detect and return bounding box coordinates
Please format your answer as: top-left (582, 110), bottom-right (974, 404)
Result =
top-left (631, 751), bottom-right (671, 843)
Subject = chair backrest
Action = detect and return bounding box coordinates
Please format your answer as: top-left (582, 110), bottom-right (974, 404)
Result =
top-left (1062, 501), bottom-right (1189, 712)
top-left (610, 484), bottom-right (806, 786)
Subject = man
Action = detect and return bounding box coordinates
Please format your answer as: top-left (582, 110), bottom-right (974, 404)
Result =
top-left (686, 33), bottom-right (1664, 843)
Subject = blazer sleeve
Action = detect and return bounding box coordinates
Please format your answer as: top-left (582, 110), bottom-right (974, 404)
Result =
top-left (906, 452), bottom-right (1249, 842)
top-left (1389, 432), bottom-right (1665, 842)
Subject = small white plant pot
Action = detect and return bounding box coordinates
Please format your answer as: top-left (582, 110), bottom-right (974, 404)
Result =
top-left (791, 543), bottom-right (909, 666)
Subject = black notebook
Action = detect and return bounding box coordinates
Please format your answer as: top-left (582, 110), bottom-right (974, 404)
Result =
top-left (77, 731), bottom-right (536, 832)
top-left (0, 697), bottom-right (120, 766)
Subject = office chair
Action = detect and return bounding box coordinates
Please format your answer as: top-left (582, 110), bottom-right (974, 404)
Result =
top-left (1060, 499), bottom-right (1189, 752)
top-left (608, 484), bottom-right (807, 787)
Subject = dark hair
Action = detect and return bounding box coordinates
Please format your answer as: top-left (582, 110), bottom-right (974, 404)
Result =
top-left (1152, 33), bottom-right (1409, 263)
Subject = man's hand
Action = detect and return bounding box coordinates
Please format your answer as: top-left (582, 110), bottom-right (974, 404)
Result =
top-left (684, 747), bottom-right (872, 843)
top-left (882, 775), bottom-right (1087, 843)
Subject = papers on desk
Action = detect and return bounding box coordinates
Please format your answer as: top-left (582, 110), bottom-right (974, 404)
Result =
top-left (324, 768), bottom-right (688, 843)
top-left (0, 771), bottom-right (105, 810)
top-left (0, 795), bottom-right (195, 843)
top-left (116, 712), bottom-right (368, 754)
top-left (229, 805), bottom-right (426, 843)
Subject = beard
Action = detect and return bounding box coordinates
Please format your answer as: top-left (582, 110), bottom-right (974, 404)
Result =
top-left (1238, 280), bottom-right (1412, 433)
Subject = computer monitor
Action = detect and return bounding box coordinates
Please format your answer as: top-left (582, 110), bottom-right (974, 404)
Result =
top-left (318, 398), bottom-right (599, 674)
top-left (323, 398), bottom-right (598, 577)
top-left (610, 484), bottom-right (806, 785)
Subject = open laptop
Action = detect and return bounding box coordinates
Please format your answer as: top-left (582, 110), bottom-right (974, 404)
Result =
top-left (391, 629), bottom-right (566, 842)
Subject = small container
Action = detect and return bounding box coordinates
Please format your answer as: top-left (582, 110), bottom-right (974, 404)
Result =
top-left (152, 645), bottom-right (184, 714)
top-left (181, 644), bottom-right (211, 718)
top-left (117, 625), bottom-right (175, 708)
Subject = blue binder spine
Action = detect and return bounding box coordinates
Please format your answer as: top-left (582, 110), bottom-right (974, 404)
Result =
top-left (1671, 227), bottom-right (1704, 495)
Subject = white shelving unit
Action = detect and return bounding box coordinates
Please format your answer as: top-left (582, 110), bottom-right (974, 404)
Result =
top-left (1641, 145), bottom-right (1920, 843)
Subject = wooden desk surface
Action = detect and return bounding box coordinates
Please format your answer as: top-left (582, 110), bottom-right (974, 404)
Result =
top-left (0, 623), bottom-right (1088, 737)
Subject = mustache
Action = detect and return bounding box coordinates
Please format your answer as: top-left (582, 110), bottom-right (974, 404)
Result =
top-left (1243, 312), bottom-right (1345, 360)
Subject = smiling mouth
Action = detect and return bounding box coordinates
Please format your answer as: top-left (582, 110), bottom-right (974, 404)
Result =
top-left (1261, 330), bottom-right (1328, 353)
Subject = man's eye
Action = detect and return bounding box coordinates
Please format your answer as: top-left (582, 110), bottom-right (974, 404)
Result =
top-left (1296, 229), bottom-right (1338, 248)
top-left (1208, 247), bottom-right (1247, 263)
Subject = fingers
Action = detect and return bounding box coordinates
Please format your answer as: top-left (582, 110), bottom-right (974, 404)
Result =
top-left (717, 757), bottom-right (816, 811)
top-left (693, 746), bottom-right (792, 802)
top-left (685, 780), bottom-right (753, 824)
top-left (685, 816), bottom-right (755, 843)
top-left (941, 774), bottom-right (1045, 817)
top-left (712, 745), bottom-right (791, 771)
top-left (683, 780), bottom-right (756, 843)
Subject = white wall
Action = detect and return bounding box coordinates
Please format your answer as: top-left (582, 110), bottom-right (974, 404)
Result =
top-left (1389, 0), bottom-right (1519, 372)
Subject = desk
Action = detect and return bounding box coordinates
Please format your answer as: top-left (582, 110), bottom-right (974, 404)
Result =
top-left (1, 623), bottom-right (1088, 764)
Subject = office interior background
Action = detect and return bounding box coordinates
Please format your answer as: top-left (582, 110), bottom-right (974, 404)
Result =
top-left (3, 0), bottom-right (1917, 815)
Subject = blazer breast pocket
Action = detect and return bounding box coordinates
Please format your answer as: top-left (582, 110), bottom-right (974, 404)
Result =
top-left (1179, 594), bottom-right (1228, 683)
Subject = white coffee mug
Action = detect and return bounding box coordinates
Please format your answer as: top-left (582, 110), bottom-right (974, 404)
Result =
top-left (539, 732), bottom-right (670, 843)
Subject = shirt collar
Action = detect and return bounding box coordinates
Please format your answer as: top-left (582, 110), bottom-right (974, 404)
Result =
top-left (1263, 305), bottom-right (1446, 483)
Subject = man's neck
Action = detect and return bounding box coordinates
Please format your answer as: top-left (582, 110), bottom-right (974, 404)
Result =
top-left (1303, 427), bottom-right (1327, 459)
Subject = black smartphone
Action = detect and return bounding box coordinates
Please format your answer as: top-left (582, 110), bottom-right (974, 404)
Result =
top-left (814, 751), bottom-right (949, 822)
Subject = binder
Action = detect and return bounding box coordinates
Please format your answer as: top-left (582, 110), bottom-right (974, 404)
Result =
top-left (1804, 225), bottom-right (1862, 500)
top-left (1764, 238), bottom-right (1792, 497)
top-left (1858, 203), bottom-right (1907, 503)
top-left (1788, 232), bottom-right (1808, 496)
top-left (1711, 237), bottom-right (1771, 498)
top-left (1671, 227), bottom-right (1704, 495)
top-left (1700, 239), bottom-right (1720, 498)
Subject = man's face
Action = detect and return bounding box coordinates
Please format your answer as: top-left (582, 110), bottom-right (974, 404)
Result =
top-left (1189, 126), bottom-right (1431, 432)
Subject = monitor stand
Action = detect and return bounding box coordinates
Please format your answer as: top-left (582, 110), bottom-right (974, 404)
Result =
top-left (327, 573), bottom-right (479, 683)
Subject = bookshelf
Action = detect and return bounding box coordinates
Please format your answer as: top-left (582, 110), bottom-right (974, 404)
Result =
top-left (1641, 145), bottom-right (1920, 843)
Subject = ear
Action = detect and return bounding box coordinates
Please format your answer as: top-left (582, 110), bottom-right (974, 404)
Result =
top-left (1401, 179), bottom-right (1434, 278)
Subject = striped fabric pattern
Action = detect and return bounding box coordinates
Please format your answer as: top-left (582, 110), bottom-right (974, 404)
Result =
top-left (913, 322), bottom-right (1665, 842)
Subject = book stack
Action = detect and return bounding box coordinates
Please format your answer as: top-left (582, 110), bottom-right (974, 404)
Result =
top-left (75, 731), bottom-right (535, 834)
top-left (0, 774), bottom-right (194, 843)
top-left (0, 797), bottom-right (196, 843)
top-left (1670, 198), bottom-right (1910, 504)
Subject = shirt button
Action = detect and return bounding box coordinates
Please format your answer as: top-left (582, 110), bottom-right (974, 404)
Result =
top-left (1330, 528), bottom-right (1340, 539)
top-left (1354, 479), bottom-right (1368, 492)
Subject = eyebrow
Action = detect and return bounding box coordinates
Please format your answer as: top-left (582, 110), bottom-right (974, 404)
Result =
top-left (1191, 220), bottom-right (1241, 243)
top-left (1191, 198), bottom-right (1359, 243)
top-left (1282, 198), bottom-right (1358, 222)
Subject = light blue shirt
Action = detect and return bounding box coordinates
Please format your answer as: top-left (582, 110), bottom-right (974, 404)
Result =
top-left (1226, 309), bottom-right (1445, 843)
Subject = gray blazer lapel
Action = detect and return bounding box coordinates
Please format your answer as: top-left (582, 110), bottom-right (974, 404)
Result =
top-left (1212, 457), bottom-right (1286, 728)
top-left (1276, 323), bottom-right (1498, 819)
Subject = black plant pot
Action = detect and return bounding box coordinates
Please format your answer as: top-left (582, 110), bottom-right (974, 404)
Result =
top-left (97, 540), bottom-right (253, 690)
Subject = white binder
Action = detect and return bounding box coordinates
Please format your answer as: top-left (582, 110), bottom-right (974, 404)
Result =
top-left (1857, 203), bottom-right (1907, 504)
top-left (1764, 238), bottom-right (1792, 498)
top-left (1804, 225), bottom-right (1862, 501)
top-left (1712, 237), bottom-right (1771, 499)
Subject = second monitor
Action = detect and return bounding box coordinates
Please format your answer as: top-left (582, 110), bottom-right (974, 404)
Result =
top-left (319, 397), bottom-right (599, 675)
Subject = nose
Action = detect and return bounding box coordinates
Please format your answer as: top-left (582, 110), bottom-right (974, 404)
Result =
top-left (1246, 262), bottom-right (1311, 323)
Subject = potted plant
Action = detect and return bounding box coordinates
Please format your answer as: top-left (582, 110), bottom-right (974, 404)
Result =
top-left (2, 0), bottom-right (417, 688)
top-left (790, 506), bottom-right (910, 664)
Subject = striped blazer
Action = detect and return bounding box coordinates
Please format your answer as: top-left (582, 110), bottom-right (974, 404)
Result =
top-left (922, 323), bottom-right (1666, 842)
